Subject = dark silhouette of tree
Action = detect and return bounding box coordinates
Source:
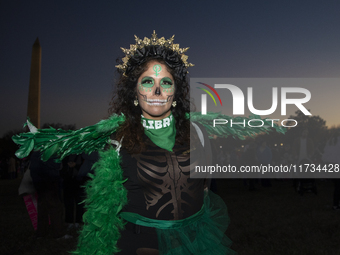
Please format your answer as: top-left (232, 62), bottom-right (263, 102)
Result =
top-left (0, 129), bottom-right (23, 156)
top-left (285, 110), bottom-right (328, 149)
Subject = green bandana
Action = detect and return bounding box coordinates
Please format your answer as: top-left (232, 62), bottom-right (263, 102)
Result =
top-left (142, 114), bottom-right (176, 152)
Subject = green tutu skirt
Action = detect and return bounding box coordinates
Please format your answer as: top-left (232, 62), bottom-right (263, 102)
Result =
top-left (121, 191), bottom-right (237, 255)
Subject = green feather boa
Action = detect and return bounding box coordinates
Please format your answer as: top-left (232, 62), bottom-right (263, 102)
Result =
top-left (71, 147), bottom-right (127, 254)
top-left (12, 114), bottom-right (125, 161)
top-left (12, 112), bottom-right (285, 162)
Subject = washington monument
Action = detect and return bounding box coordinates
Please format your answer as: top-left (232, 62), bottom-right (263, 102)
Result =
top-left (27, 38), bottom-right (41, 128)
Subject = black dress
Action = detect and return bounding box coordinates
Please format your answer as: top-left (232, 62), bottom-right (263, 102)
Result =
top-left (117, 126), bottom-right (211, 254)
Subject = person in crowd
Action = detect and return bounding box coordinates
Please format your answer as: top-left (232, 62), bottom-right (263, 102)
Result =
top-left (242, 142), bottom-right (258, 190)
top-left (8, 154), bottom-right (17, 179)
top-left (292, 129), bottom-right (315, 164)
top-left (30, 151), bottom-right (71, 239)
top-left (281, 144), bottom-right (293, 166)
top-left (72, 31), bottom-right (235, 254)
top-left (292, 129), bottom-right (316, 194)
top-left (257, 140), bottom-right (272, 187)
top-left (61, 154), bottom-right (83, 230)
top-left (322, 130), bottom-right (340, 210)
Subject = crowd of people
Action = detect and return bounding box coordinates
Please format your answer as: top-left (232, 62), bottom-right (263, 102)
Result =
top-left (212, 129), bottom-right (340, 210)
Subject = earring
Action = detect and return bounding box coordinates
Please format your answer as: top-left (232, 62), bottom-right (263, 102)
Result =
top-left (172, 101), bottom-right (177, 107)
top-left (134, 100), bottom-right (139, 106)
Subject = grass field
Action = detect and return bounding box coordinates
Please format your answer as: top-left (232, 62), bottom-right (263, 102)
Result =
top-left (1, 178), bottom-right (339, 255)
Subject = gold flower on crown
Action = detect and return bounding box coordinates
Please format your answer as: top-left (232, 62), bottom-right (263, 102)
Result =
top-left (116, 31), bottom-right (194, 75)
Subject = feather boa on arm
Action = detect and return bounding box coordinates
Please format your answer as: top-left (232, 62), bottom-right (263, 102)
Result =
top-left (12, 114), bottom-right (125, 161)
top-left (12, 112), bottom-right (285, 161)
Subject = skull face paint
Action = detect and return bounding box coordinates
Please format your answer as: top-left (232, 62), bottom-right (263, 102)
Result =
top-left (136, 61), bottom-right (175, 120)
top-left (160, 77), bottom-right (174, 93)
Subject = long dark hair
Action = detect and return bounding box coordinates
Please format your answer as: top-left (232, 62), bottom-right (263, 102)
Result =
top-left (109, 46), bottom-right (191, 154)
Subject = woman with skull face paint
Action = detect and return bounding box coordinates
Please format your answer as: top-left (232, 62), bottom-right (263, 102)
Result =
top-left (96, 32), bottom-right (236, 255)
top-left (13, 31), bottom-right (266, 254)
top-left (12, 32), bottom-right (285, 254)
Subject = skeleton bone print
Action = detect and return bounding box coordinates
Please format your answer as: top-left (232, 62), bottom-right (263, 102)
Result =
top-left (132, 145), bottom-right (202, 220)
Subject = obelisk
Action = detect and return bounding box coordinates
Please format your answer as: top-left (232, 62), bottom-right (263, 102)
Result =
top-left (27, 38), bottom-right (41, 128)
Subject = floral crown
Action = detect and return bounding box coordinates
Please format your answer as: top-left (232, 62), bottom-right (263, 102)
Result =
top-left (115, 31), bottom-right (194, 76)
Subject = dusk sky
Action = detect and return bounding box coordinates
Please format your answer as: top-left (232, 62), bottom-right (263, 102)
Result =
top-left (1, 1), bottom-right (340, 137)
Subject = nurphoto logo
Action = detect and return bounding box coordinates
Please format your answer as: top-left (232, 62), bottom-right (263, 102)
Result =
top-left (196, 82), bottom-right (312, 128)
